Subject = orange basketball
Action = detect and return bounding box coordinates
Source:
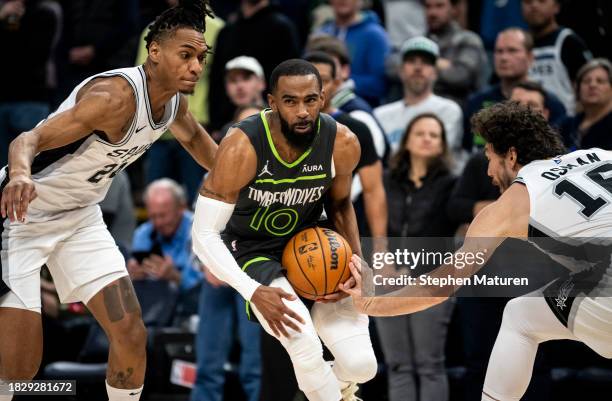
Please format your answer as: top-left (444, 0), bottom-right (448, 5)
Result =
top-left (282, 226), bottom-right (352, 300)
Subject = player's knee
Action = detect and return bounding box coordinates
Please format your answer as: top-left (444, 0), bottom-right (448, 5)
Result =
top-left (107, 314), bottom-right (147, 352)
top-left (286, 332), bottom-right (323, 373)
top-left (501, 297), bottom-right (527, 331)
top-left (340, 350), bottom-right (378, 383)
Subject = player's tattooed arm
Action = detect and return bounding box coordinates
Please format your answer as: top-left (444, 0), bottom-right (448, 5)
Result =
top-left (199, 128), bottom-right (257, 203)
top-left (171, 94), bottom-right (218, 170)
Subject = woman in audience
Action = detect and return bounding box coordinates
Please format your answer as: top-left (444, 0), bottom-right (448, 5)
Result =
top-left (561, 58), bottom-right (612, 150)
top-left (376, 113), bottom-right (457, 401)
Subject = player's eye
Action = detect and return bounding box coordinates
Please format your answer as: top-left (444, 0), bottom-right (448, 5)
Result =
top-left (180, 52), bottom-right (190, 59)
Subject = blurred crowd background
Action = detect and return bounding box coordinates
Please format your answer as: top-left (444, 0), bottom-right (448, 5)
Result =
top-left (2, 0), bottom-right (612, 400)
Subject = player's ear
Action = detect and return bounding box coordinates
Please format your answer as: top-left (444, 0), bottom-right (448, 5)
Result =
top-left (148, 41), bottom-right (162, 63)
top-left (267, 93), bottom-right (277, 112)
top-left (507, 146), bottom-right (518, 168)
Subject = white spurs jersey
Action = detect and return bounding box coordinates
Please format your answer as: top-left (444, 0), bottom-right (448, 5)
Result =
top-left (23, 66), bottom-right (180, 212)
top-left (515, 148), bottom-right (612, 240)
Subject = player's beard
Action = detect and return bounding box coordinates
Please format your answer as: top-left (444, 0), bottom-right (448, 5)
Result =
top-left (279, 111), bottom-right (318, 150)
top-left (496, 168), bottom-right (514, 193)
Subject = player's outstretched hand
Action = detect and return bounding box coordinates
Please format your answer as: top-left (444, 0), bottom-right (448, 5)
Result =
top-left (251, 285), bottom-right (306, 338)
top-left (1, 174), bottom-right (37, 223)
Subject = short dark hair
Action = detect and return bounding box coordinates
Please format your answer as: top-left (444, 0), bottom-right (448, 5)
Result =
top-left (303, 51), bottom-right (337, 80)
top-left (145, 0), bottom-right (213, 50)
top-left (269, 59), bottom-right (322, 94)
top-left (512, 81), bottom-right (547, 103)
top-left (471, 101), bottom-right (565, 165)
top-left (305, 34), bottom-right (351, 66)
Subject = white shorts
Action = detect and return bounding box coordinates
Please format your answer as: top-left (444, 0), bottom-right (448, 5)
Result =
top-left (1, 204), bottom-right (128, 312)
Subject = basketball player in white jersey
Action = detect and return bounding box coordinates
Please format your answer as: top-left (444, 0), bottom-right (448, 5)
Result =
top-left (341, 101), bottom-right (612, 400)
top-left (0, 1), bottom-right (217, 400)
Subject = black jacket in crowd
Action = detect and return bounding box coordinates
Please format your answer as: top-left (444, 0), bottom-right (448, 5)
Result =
top-left (208, 4), bottom-right (300, 130)
top-left (385, 165), bottom-right (458, 238)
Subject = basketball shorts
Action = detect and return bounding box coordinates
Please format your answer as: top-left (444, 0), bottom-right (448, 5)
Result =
top-left (543, 259), bottom-right (612, 356)
top-left (0, 201), bottom-right (128, 313)
top-left (222, 236), bottom-right (319, 322)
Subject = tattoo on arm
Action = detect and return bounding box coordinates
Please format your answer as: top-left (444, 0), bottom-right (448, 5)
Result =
top-left (200, 186), bottom-right (226, 200)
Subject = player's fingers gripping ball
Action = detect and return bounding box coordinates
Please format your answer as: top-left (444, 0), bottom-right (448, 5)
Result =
top-left (282, 226), bottom-right (352, 300)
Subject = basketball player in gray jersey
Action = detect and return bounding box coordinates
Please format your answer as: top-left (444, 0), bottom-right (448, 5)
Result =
top-left (0, 1), bottom-right (217, 400)
top-left (192, 59), bottom-right (377, 401)
top-left (342, 101), bottom-right (612, 401)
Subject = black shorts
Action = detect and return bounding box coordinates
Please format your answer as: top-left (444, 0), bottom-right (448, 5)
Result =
top-left (232, 247), bottom-right (315, 322)
top-left (544, 259), bottom-right (609, 327)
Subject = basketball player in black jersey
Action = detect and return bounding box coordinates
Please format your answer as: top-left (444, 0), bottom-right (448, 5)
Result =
top-left (192, 59), bottom-right (377, 401)
top-left (0, 2), bottom-right (217, 400)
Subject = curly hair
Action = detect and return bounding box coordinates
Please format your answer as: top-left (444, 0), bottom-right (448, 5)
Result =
top-left (144, 0), bottom-right (213, 50)
top-left (471, 101), bottom-right (566, 165)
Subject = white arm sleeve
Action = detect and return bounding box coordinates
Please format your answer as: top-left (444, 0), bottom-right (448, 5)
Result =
top-left (191, 195), bottom-right (261, 301)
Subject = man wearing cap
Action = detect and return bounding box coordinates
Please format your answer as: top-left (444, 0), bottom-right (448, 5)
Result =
top-left (213, 56), bottom-right (267, 142)
top-left (374, 36), bottom-right (464, 171)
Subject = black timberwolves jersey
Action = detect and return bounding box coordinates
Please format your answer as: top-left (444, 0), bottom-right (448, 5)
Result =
top-left (222, 109), bottom-right (337, 256)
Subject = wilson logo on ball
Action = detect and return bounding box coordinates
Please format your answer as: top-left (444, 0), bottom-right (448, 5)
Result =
top-left (323, 229), bottom-right (340, 270)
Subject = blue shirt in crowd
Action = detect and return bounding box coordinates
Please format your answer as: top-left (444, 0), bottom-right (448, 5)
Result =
top-left (318, 11), bottom-right (391, 106)
top-left (132, 210), bottom-right (202, 292)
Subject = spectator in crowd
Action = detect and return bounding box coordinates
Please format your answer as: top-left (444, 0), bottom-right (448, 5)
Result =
top-left (561, 58), bottom-right (612, 150)
top-left (208, 0), bottom-right (300, 131)
top-left (381, 0), bottom-right (426, 54)
top-left (306, 34), bottom-right (389, 161)
top-left (134, 2), bottom-right (224, 204)
top-left (510, 80), bottom-right (550, 119)
top-left (0, 0), bottom-right (60, 167)
top-left (557, 0), bottom-right (612, 62)
top-left (54, 0), bottom-right (139, 104)
top-left (216, 55), bottom-right (266, 142)
top-left (377, 113), bottom-right (456, 401)
top-left (100, 170), bottom-right (136, 251)
top-left (424, 0), bottom-right (487, 105)
top-left (316, 0), bottom-right (391, 107)
top-left (128, 179), bottom-right (203, 303)
top-left (374, 36), bottom-right (464, 171)
top-left (475, 0), bottom-right (527, 53)
top-left (463, 28), bottom-right (566, 151)
top-left (305, 51), bottom-right (387, 240)
top-left (522, 0), bottom-right (592, 115)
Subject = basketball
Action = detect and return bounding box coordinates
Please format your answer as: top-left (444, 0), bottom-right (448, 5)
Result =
top-left (282, 226), bottom-right (352, 300)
